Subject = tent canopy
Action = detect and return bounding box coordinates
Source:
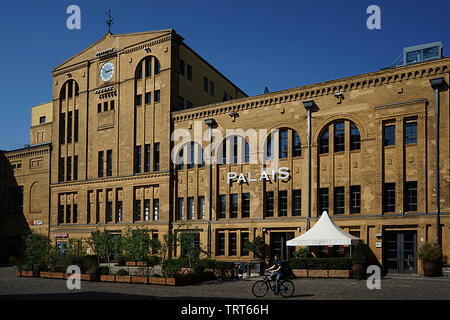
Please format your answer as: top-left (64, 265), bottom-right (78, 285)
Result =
top-left (286, 211), bottom-right (360, 246)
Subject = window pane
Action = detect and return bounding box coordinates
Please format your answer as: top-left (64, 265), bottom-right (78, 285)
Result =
top-left (404, 121), bottom-right (417, 144)
top-left (230, 194), bottom-right (238, 218)
top-left (384, 125), bottom-right (395, 146)
top-left (242, 193), bottom-right (250, 218)
top-left (383, 183), bottom-right (396, 212)
top-left (293, 189), bottom-right (301, 216)
top-left (334, 122), bottom-right (345, 152)
top-left (320, 128), bottom-right (329, 154)
top-left (266, 191), bottom-right (274, 217)
top-left (279, 129), bottom-right (288, 159)
top-left (350, 186), bottom-right (361, 214)
top-left (293, 131), bottom-right (302, 157)
top-left (350, 123), bottom-right (360, 151)
top-left (334, 187), bottom-right (345, 214)
top-left (278, 190), bottom-right (288, 216)
top-left (405, 181), bottom-right (417, 212)
top-left (319, 188), bottom-right (329, 214)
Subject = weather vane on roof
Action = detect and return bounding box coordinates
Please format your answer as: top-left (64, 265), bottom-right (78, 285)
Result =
top-left (105, 9), bottom-right (114, 34)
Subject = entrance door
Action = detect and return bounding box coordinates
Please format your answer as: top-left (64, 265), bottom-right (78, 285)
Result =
top-left (270, 232), bottom-right (294, 260)
top-left (384, 231), bottom-right (417, 274)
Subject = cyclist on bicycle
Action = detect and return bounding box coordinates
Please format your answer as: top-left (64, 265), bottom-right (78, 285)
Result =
top-left (266, 254), bottom-right (284, 295)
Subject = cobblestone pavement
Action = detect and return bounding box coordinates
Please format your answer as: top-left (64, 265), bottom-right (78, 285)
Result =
top-left (1, 266), bottom-right (449, 300)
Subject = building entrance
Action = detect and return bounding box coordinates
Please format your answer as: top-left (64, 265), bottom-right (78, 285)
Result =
top-left (270, 232), bottom-right (294, 260)
top-left (384, 230), bottom-right (417, 274)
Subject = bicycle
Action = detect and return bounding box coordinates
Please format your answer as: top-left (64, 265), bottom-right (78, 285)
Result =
top-left (252, 270), bottom-right (295, 298)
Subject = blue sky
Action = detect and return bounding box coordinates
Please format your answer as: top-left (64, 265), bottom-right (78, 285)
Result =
top-left (0, 0), bottom-right (449, 150)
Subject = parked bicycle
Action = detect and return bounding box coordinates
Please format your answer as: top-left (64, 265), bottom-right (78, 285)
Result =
top-left (252, 271), bottom-right (295, 298)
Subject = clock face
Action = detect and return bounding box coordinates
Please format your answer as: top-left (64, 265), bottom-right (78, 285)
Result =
top-left (100, 61), bottom-right (114, 82)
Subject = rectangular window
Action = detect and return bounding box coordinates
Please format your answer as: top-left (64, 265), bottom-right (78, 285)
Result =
top-left (334, 121), bottom-right (345, 152)
top-left (135, 199), bottom-right (141, 221)
top-left (97, 103), bottom-right (102, 113)
top-left (106, 149), bottom-right (112, 176)
top-left (66, 204), bottom-right (71, 224)
top-left (39, 116), bottom-right (46, 124)
top-left (154, 143), bottom-right (160, 171)
top-left (217, 233), bottom-right (225, 256)
top-left (135, 146), bottom-right (142, 173)
top-left (66, 156), bottom-right (72, 181)
top-left (144, 144), bottom-right (151, 172)
top-left (117, 201), bottom-right (123, 222)
top-left (73, 203), bottom-right (78, 224)
top-left (383, 183), bottom-right (396, 213)
top-left (241, 232), bottom-right (249, 256)
top-left (319, 188), bottom-right (329, 214)
top-left (110, 100), bottom-right (115, 110)
top-left (230, 194), bottom-right (238, 218)
top-left (242, 193), bottom-right (250, 218)
top-left (8, 186), bottom-right (23, 214)
top-left (218, 195), bottom-right (226, 219)
top-left (187, 64), bottom-right (192, 80)
top-left (107, 202), bottom-right (113, 222)
top-left (293, 189), bottom-right (301, 216)
top-left (232, 137), bottom-right (238, 164)
top-left (74, 110), bottom-right (79, 142)
top-left (103, 101), bottom-right (108, 112)
top-left (153, 199), bottom-right (159, 220)
top-left (187, 197), bottom-right (194, 220)
top-left (145, 58), bottom-right (152, 77)
top-left (186, 101), bottom-right (193, 109)
top-left (203, 77), bottom-right (208, 92)
top-left (136, 94), bottom-right (142, 106)
top-left (60, 113), bottom-right (65, 144)
top-left (209, 81), bottom-right (215, 96)
top-left (334, 187), bottom-right (345, 214)
top-left (265, 191), bottom-right (274, 217)
top-left (350, 123), bottom-right (360, 150)
top-left (178, 198), bottom-right (184, 220)
top-left (198, 196), bottom-right (205, 219)
top-left (67, 111), bottom-right (72, 143)
top-left (404, 120), bottom-right (417, 144)
top-left (145, 92), bottom-right (152, 104)
top-left (319, 128), bottom-right (329, 154)
top-left (350, 186), bottom-right (361, 214)
top-left (98, 151), bottom-right (104, 177)
top-left (178, 96), bottom-right (185, 110)
top-left (179, 59), bottom-right (185, 75)
top-left (229, 232), bottom-right (237, 256)
top-left (58, 204), bottom-right (64, 224)
top-left (154, 90), bottom-right (160, 102)
top-left (59, 158), bottom-right (65, 182)
top-left (405, 181), bottom-right (417, 212)
top-left (383, 124), bottom-right (395, 146)
top-left (279, 190), bottom-right (288, 216)
top-left (144, 199), bottom-right (150, 221)
top-left (279, 129), bottom-right (288, 159)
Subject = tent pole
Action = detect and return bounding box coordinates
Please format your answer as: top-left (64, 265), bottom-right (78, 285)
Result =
top-left (350, 245), bottom-right (352, 259)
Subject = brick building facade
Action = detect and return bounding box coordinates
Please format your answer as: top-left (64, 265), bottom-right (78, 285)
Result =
top-left (1, 29), bottom-right (449, 275)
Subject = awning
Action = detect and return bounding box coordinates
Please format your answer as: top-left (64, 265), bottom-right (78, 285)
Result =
top-left (286, 211), bottom-right (360, 246)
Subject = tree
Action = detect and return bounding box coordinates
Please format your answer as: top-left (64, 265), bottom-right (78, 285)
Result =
top-left (87, 229), bottom-right (117, 272)
top-left (23, 232), bottom-right (52, 270)
top-left (123, 227), bottom-right (150, 263)
top-left (243, 236), bottom-right (265, 259)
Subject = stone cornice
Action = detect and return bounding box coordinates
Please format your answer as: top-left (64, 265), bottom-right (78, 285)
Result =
top-left (5, 144), bottom-right (51, 160)
top-left (172, 59), bottom-right (449, 123)
top-left (121, 35), bottom-right (172, 55)
top-left (51, 171), bottom-right (171, 189)
top-left (52, 61), bottom-right (89, 77)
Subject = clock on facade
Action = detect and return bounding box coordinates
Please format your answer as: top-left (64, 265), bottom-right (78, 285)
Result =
top-left (100, 61), bottom-right (114, 82)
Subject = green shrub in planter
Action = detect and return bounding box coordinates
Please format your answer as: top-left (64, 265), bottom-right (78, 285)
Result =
top-left (293, 248), bottom-right (313, 259)
top-left (99, 266), bottom-right (110, 275)
top-left (117, 269), bottom-right (129, 276)
top-left (162, 259), bottom-right (183, 276)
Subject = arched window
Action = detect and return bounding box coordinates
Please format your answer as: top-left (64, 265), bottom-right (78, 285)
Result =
top-left (293, 131), bottom-right (302, 157)
top-left (135, 56), bottom-right (161, 79)
top-left (175, 142), bottom-right (204, 170)
top-left (319, 120), bottom-right (361, 154)
top-left (218, 135), bottom-right (251, 165)
top-left (350, 123), bottom-right (361, 150)
top-left (319, 127), bottom-right (329, 154)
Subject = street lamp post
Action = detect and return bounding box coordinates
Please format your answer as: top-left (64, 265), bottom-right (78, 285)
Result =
top-left (204, 118), bottom-right (216, 258)
top-left (302, 100), bottom-right (316, 231)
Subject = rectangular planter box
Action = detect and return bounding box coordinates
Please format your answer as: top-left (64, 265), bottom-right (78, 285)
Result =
top-left (116, 275), bottom-right (131, 283)
top-left (40, 272), bottom-right (64, 279)
top-left (328, 270), bottom-right (350, 278)
top-left (16, 270), bottom-right (34, 277)
top-left (292, 269), bottom-right (308, 277)
top-left (131, 275), bottom-right (148, 284)
top-left (125, 261), bottom-right (136, 266)
top-left (136, 262), bottom-right (148, 267)
top-left (149, 276), bottom-right (166, 285)
top-left (63, 273), bottom-right (93, 281)
top-left (100, 275), bottom-right (116, 282)
top-left (308, 269), bottom-right (328, 277)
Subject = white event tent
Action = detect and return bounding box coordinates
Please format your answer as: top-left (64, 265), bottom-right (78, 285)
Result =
top-left (286, 211), bottom-right (360, 250)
